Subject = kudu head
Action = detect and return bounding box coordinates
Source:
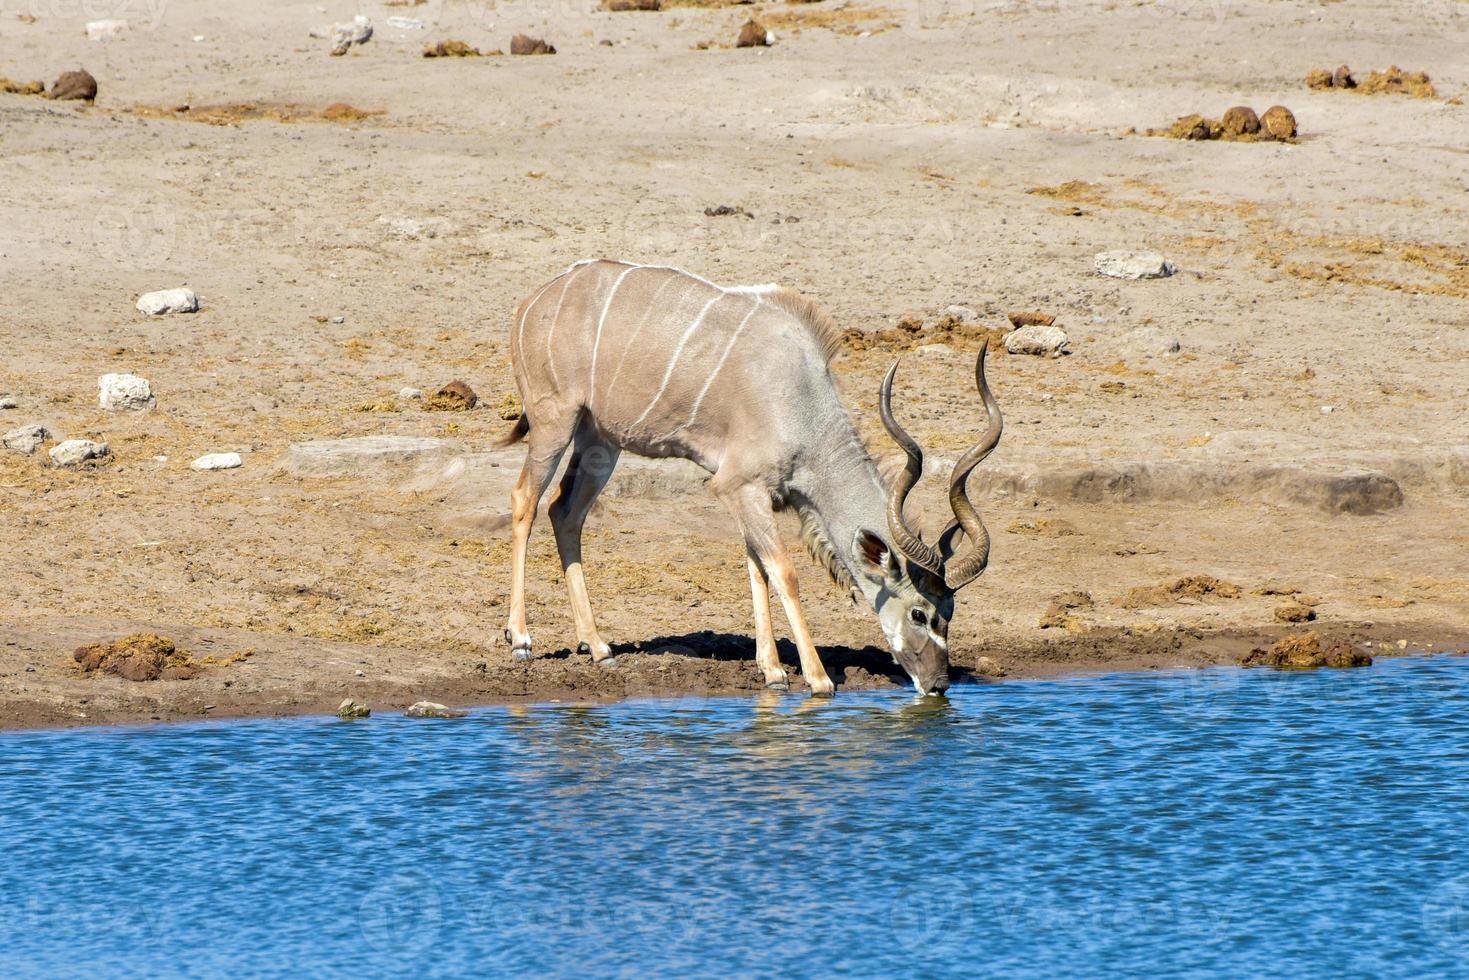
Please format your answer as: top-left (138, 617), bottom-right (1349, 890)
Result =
top-left (852, 347), bottom-right (1003, 697)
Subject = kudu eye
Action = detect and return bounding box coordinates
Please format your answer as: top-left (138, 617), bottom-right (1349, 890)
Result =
top-left (909, 608), bottom-right (928, 628)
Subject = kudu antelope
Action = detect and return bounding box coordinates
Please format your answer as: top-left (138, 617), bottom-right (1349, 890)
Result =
top-left (500, 260), bottom-right (1002, 696)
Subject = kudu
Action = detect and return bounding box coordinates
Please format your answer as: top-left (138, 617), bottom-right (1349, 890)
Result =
top-left (500, 260), bottom-right (1002, 696)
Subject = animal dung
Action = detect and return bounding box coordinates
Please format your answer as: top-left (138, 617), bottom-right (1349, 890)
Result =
top-left (736, 19), bottom-right (773, 48)
top-left (426, 380), bottom-right (478, 411)
top-left (74, 633), bottom-right (197, 682)
top-left (1, 78), bottom-right (45, 95)
top-left (1308, 64), bottom-right (1435, 98)
top-left (1260, 105), bottom-right (1296, 140)
top-left (1147, 104), bottom-right (1296, 142)
top-left (423, 39), bottom-right (492, 57)
top-left (1240, 632), bottom-right (1371, 670)
top-left (47, 69), bottom-right (98, 102)
top-left (1220, 105), bottom-right (1260, 137)
top-left (510, 34), bottom-right (556, 55)
top-left (1357, 65), bottom-right (1436, 98)
top-left (606, 0), bottom-right (661, 9)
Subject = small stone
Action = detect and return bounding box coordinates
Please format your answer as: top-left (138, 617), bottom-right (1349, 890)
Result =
top-left (942, 305), bottom-right (981, 324)
top-left (136, 287), bottom-right (199, 315)
top-left (386, 16), bottom-right (424, 29)
top-left (98, 373), bottom-right (155, 411)
top-left (47, 69), bottom-right (98, 102)
top-left (1095, 250), bottom-right (1176, 280)
top-left (1004, 325), bottom-right (1070, 357)
top-left (405, 700), bottom-right (468, 718)
top-left (191, 452), bottom-right (242, 471)
top-left (337, 698), bottom-right (371, 719)
top-left (1321, 405), bottom-right (1334, 414)
top-left (50, 439), bottom-right (110, 468)
top-left (1260, 105), bottom-right (1297, 140)
top-left (0, 397), bottom-right (17, 409)
top-left (330, 315), bottom-right (345, 324)
top-left (85, 19), bottom-right (128, 41)
top-left (736, 19), bottom-right (773, 47)
top-left (510, 34), bottom-right (555, 55)
top-left (398, 387), bottom-right (423, 400)
top-left (3, 424), bottom-right (50, 455)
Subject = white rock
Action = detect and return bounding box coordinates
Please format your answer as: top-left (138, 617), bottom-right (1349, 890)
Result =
top-left (331, 15), bottom-right (372, 53)
top-left (86, 19), bottom-right (128, 41)
top-left (99, 374), bottom-right (156, 411)
top-left (191, 452), bottom-right (243, 471)
top-left (1004, 325), bottom-right (1070, 357)
top-left (1094, 251), bottom-right (1176, 280)
top-left (0, 397), bottom-right (17, 410)
top-left (50, 439), bottom-right (110, 467)
top-left (398, 387), bottom-right (423, 400)
top-left (4, 424), bottom-right (50, 455)
top-left (136, 288), bottom-right (199, 315)
top-left (1115, 326), bottom-right (1181, 357)
top-left (386, 16), bottom-right (424, 29)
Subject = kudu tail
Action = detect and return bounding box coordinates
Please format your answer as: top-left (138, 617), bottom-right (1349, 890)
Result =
top-left (493, 415), bottom-right (529, 448)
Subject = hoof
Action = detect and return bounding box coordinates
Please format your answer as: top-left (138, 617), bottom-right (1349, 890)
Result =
top-left (808, 682), bottom-right (836, 698)
top-left (595, 656), bottom-right (619, 669)
top-left (511, 648), bottom-right (534, 663)
top-left (765, 680), bottom-right (789, 692)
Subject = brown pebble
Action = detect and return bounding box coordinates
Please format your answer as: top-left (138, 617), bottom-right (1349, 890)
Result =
top-left (1260, 105), bottom-right (1296, 140)
top-left (1007, 310), bottom-right (1056, 328)
top-left (607, 0), bottom-right (661, 9)
top-left (47, 69), bottom-right (97, 102)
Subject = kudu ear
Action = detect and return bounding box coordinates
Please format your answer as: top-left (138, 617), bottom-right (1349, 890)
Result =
top-left (853, 529), bottom-right (898, 582)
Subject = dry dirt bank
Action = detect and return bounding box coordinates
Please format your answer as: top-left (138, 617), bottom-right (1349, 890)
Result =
top-left (1, 0), bottom-right (1466, 729)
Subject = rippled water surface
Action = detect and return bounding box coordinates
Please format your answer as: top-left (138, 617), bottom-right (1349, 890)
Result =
top-left (4, 656), bottom-right (1469, 978)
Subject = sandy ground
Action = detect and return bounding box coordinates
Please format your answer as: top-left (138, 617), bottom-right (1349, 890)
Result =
top-left (2, 0), bottom-right (1467, 729)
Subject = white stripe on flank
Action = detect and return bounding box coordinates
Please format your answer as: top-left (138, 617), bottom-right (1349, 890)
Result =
top-left (670, 297), bottom-right (762, 436)
top-left (633, 290), bottom-right (725, 428)
top-left (588, 265), bottom-right (642, 405)
top-left (516, 275), bottom-right (562, 363)
top-left (542, 267), bottom-right (584, 390)
top-left (604, 271), bottom-right (682, 400)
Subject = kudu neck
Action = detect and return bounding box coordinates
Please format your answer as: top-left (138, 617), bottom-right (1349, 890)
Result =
top-left (788, 418), bottom-right (889, 610)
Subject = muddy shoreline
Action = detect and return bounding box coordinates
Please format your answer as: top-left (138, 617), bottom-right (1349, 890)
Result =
top-left (3, 618), bottom-right (1465, 732)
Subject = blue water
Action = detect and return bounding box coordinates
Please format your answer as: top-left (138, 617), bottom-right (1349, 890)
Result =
top-left (3, 656), bottom-right (1469, 978)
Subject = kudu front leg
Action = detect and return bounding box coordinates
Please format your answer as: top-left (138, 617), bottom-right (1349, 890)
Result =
top-left (722, 485), bottom-right (835, 697)
top-left (745, 552), bottom-right (789, 691)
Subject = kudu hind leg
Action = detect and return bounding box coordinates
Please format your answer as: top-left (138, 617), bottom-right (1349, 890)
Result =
top-left (549, 431), bottom-right (621, 666)
top-left (506, 422), bottom-right (576, 660)
top-left (721, 485), bottom-right (835, 697)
